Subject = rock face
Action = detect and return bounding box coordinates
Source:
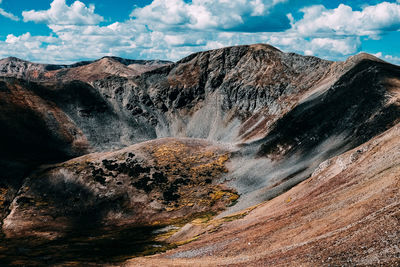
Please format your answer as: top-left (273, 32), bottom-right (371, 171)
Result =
top-left (0, 44), bottom-right (399, 265)
top-left (3, 138), bottom-right (237, 239)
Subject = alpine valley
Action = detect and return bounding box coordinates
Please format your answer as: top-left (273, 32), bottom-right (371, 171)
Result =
top-left (0, 44), bottom-right (399, 266)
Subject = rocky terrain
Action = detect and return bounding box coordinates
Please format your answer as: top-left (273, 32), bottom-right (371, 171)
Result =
top-left (127, 118), bottom-right (400, 267)
top-left (0, 56), bottom-right (171, 82)
top-left (0, 44), bottom-right (399, 266)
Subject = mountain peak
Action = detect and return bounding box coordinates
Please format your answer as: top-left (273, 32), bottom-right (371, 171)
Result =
top-left (346, 52), bottom-right (384, 64)
top-left (249, 43), bottom-right (282, 52)
top-left (3, 56), bottom-right (26, 62)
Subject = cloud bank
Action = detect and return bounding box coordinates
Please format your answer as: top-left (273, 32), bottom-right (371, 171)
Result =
top-left (292, 2), bottom-right (400, 37)
top-left (0, 0), bottom-right (399, 64)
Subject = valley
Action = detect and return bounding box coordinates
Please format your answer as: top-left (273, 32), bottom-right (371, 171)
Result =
top-left (0, 44), bottom-right (399, 266)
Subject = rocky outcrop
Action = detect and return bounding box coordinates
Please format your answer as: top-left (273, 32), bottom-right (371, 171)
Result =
top-left (127, 44), bottom-right (334, 141)
top-left (0, 57), bottom-right (50, 80)
top-left (2, 138), bottom-right (237, 239)
top-left (0, 138), bottom-right (238, 265)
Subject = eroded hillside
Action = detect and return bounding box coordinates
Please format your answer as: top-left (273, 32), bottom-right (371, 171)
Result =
top-left (0, 44), bottom-right (399, 266)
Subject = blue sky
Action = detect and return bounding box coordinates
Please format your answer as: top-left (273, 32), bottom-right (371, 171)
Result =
top-left (0, 0), bottom-right (399, 64)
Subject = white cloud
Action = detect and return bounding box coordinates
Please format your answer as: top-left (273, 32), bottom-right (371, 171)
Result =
top-left (384, 55), bottom-right (400, 65)
top-left (266, 33), bottom-right (361, 59)
top-left (130, 0), bottom-right (288, 32)
top-left (0, 0), bottom-right (398, 65)
top-left (0, 33), bottom-right (59, 62)
top-left (0, 0), bottom-right (19, 21)
top-left (0, 7), bottom-right (19, 21)
top-left (1, 0), bottom-right (290, 63)
top-left (291, 2), bottom-right (400, 37)
top-left (22, 0), bottom-right (103, 25)
top-left (309, 37), bottom-right (360, 55)
top-left (373, 52), bottom-right (400, 65)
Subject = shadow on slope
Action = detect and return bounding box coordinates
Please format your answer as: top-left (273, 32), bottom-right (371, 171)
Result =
top-left (0, 168), bottom-right (168, 266)
top-left (258, 59), bottom-right (400, 158)
top-left (225, 59), bottom-right (400, 213)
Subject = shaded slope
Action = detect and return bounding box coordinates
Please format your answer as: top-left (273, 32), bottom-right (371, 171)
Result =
top-left (257, 58), bottom-right (400, 158)
top-left (0, 138), bottom-right (238, 265)
top-left (0, 78), bottom-right (91, 222)
top-left (222, 57), bottom-right (400, 213)
top-left (0, 77), bottom-right (156, 223)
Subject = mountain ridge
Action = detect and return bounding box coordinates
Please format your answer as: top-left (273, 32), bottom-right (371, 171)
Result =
top-left (0, 44), bottom-right (399, 266)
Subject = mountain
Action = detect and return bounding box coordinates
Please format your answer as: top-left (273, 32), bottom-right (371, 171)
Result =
top-left (0, 44), bottom-right (399, 266)
top-left (0, 56), bottom-right (171, 82)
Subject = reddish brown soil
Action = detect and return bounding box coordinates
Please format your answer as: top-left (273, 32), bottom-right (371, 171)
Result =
top-left (125, 124), bottom-right (400, 266)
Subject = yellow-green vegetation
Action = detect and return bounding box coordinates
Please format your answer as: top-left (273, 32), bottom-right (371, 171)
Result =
top-left (150, 141), bottom-right (229, 178)
top-left (140, 140), bottom-right (237, 212)
top-left (210, 190), bottom-right (239, 202)
top-left (177, 204), bottom-right (259, 242)
top-left (173, 235), bottom-right (200, 246)
top-left (220, 211), bottom-right (249, 222)
top-left (148, 206), bottom-right (255, 250)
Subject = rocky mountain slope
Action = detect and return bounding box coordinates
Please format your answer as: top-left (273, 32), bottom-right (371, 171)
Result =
top-left (128, 121), bottom-right (400, 267)
top-left (3, 138), bottom-right (237, 239)
top-left (0, 44), bottom-right (399, 265)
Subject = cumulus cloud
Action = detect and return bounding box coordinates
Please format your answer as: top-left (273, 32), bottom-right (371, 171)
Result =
top-left (2, 0), bottom-right (292, 63)
top-left (308, 37), bottom-right (361, 55)
top-left (266, 33), bottom-right (361, 58)
top-left (1, 0), bottom-right (399, 64)
top-left (291, 2), bottom-right (400, 37)
top-left (374, 52), bottom-right (400, 65)
top-left (0, 33), bottom-right (60, 62)
top-left (22, 0), bottom-right (103, 25)
top-left (130, 0), bottom-right (290, 32)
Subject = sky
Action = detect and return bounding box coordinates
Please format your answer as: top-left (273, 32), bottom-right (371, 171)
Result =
top-left (0, 0), bottom-right (399, 64)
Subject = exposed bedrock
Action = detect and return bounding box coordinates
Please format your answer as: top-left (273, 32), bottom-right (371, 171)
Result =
top-left (2, 138), bottom-right (237, 239)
